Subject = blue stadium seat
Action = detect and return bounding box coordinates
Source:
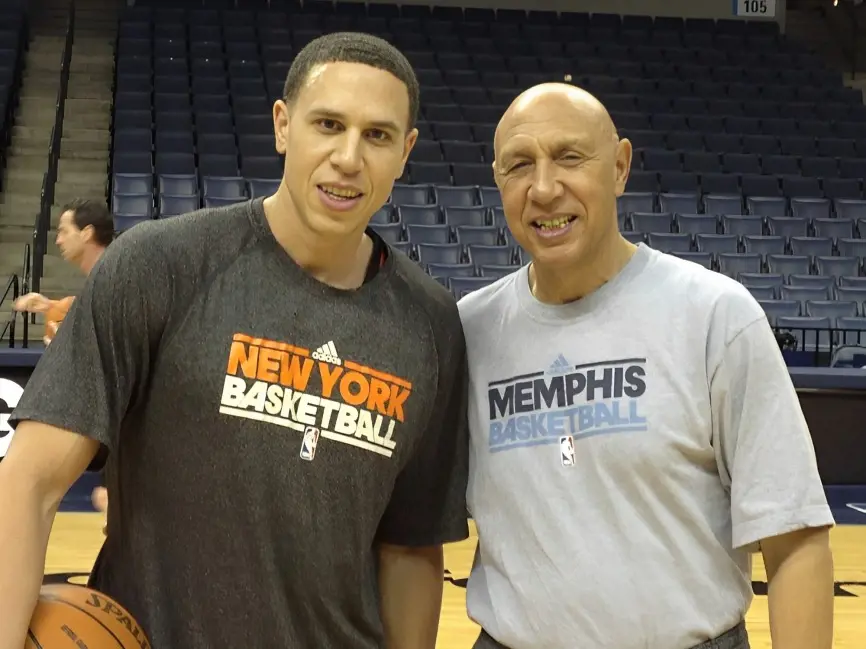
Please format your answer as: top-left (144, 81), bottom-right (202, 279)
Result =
top-left (759, 300), bottom-right (801, 324)
top-left (407, 224), bottom-right (452, 244)
top-left (102, 2), bottom-right (866, 324)
top-left (160, 195), bottom-right (200, 217)
top-left (454, 226), bottom-right (501, 246)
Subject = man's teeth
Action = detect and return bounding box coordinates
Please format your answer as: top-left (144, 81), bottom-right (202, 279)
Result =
top-left (321, 185), bottom-right (361, 199)
top-left (535, 216), bottom-right (572, 230)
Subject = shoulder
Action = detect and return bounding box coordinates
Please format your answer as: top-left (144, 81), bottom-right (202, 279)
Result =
top-left (643, 246), bottom-right (767, 341)
top-left (101, 200), bottom-right (260, 281)
top-left (457, 267), bottom-right (522, 328)
top-left (117, 200), bottom-right (257, 258)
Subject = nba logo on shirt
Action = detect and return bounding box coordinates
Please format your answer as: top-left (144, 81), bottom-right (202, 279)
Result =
top-left (300, 426), bottom-right (320, 461)
top-left (560, 435), bottom-right (575, 466)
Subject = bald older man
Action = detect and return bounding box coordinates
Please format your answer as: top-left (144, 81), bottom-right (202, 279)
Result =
top-left (458, 84), bottom-right (835, 649)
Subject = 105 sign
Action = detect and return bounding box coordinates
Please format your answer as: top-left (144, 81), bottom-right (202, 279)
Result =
top-left (735, 0), bottom-right (776, 17)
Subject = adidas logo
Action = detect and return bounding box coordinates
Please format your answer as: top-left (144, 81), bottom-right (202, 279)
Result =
top-left (312, 340), bottom-right (342, 365)
top-left (548, 353), bottom-right (571, 375)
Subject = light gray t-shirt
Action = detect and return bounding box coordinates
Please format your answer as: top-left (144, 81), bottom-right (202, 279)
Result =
top-left (457, 243), bottom-right (834, 649)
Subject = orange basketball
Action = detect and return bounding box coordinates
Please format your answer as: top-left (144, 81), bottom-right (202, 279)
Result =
top-left (27, 584), bottom-right (150, 649)
top-left (44, 302), bottom-right (69, 323)
top-left (43, 297), bottom-right (74, 344)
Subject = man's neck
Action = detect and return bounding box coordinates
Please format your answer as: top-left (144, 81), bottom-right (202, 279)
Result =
top-left (78, 247), bottom-right (105, 276)
top-left (263, 193), bottom-right (374, 290)
top-left (529, 233), bottom-right (637, 305)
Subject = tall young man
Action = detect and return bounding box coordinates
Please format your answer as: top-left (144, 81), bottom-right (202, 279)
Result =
top-left (0, 33), bottom-right (469, 649)
top-left (459, 83), bottom-right (835, 649)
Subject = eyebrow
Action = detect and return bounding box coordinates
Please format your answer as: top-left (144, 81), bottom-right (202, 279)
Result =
top-left (308, 108), bottom-right (401, 134)
top-left (499, 136), bottom-right (591, 159)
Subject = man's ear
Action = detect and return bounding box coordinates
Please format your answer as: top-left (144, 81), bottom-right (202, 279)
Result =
top-left (614, 138), bottom-right (633, 197)
top-left (396, 128), bottom-right (418, 180)
top-left (273, 99), bottom-right (290, 155)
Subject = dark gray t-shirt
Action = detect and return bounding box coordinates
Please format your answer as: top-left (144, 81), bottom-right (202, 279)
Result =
top-left (11, 198), bottom-right (470, 649)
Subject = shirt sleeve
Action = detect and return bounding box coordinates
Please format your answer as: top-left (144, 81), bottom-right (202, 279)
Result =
top-left (376, 319), bottom-right (470, 547)
top-left (10, 224), bottom-right (173, 457)
top-left (710, 316), bottom-right (835, 551)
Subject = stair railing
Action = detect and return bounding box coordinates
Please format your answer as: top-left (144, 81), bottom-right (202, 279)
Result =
top-left (31, 0), bottom-right (75, 298)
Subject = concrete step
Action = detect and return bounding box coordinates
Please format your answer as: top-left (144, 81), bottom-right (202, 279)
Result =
top-left (6, 151), bottom-right (49, 165)
top-left (3, 162), bottom-right (48, 182)
top-left (8, 144), bottom-right (49, 158)
top-left (16, 98), bottom-right (58, 116)
top-left (11, 132), bottom-right (51, 147)
top-left (55, 170), bottom-right (108, 187)
top-left (64, 98), bottom-right (112, 116)
top-left (62, 127), bottom-right (110, 144)
top-left (0, 176), bottom-right (45, 198)
top-left (53, 182), bottom-right (107, 205)
top-left (53, 177), bottom-right (107, 192)
top-left (57, 158), bottom-right (108, 175)
top-left (0, 193), bottom-right (42, 210)
top-left (13, 126), bottom-right (53, 140)
top-left (65, 73), bottom-right (112, 85)
top-left (0, 242), bottom-right (38, 260)
top-left (18, 81), bottom-right (60, 98)
top-left (0, 204), bottom-right (42, 227)
top-left (0, 258), bottom-right (69, 279)
top-left (62, 113), bottom-right (110, 130)
top-left (68, 62), bottom-right (113, 75)
top-left (25, 52), bottom-right (66, 69)
top-left (27, 38), bottom-right (66, 52)
top-left (13, 114), bottom-right (57, 129)
top-left (69, 51), bottom-right (114, 64)
top-left (14, 102), bottom-right (57, 120)
top-left (21, 74), bottom-right (61, 89)
top-left (66, 85), bottom-right (112, 101)
top-left (0, 226), bottom-right (37, 244)
top-left (58, 139), bottom-right (109, 159)
top-left (20, 73), bottom-right (60, 88)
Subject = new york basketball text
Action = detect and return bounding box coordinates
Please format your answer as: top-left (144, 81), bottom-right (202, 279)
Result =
top-left (219, 334), bottom-right (413, 458)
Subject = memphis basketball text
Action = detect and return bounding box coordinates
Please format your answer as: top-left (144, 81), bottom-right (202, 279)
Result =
top-left (487, 357), bottom-right (649, 453)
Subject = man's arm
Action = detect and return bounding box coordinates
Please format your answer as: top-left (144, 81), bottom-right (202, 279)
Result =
top-left (375, 308), bottom-right (470, 649)
top-left (762, 527), bottom-right (834, 649)
top-left (0, 423), bottom-right (100, 649)
top-left (0, 223), bottom-right (172, 649)
top-left (378, 543), bottom-right (445, 649)
top-left (710, 300), bottom-right (835, 645)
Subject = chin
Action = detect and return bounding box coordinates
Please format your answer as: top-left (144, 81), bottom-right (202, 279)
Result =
top-left (306, 207), bottom-right (368, 236)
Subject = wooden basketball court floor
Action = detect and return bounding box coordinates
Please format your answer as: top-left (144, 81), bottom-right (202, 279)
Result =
top-left (44, 514), bottom-right (866, 648)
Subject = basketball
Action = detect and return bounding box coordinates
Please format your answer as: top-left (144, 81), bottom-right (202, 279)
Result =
top-left (43, 301), bottom-right (69, 324)
top-left (43, 298), bottom-right (73, 344)
top-left (27, 584), bottom-right (150, 649)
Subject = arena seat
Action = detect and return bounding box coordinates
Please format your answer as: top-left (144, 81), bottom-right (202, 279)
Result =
top-left (107, 1), bottom-right (866, 335)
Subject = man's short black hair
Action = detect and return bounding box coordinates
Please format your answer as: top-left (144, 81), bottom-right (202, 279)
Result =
top-left (282, 31), bottom-right (419, 129)
top-left (61, 198), bottom-right (115, 247)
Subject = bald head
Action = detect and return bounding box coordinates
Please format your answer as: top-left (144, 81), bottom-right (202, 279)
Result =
top-left (494, 83), bottom-right (617, 160)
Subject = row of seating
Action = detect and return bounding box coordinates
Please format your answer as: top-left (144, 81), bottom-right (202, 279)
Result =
top-left (625, 234), bottom-right (866, 262)
top-left (104, 154), bottom-right (866, 198)
top-left (622, 172), bottom-right (865, 200)
top-left (114, 57), bottom-right (840, 98)
top-left (624, 214), bottom-right (866, 239)
top-left (116, 37), bottom-right (814, 72)
top-left (120, 4), bottom-right (782, 35)
top-left (108, 110), bottom-right (866, 153)
top-left (110, 78), bottom-right (861, 116)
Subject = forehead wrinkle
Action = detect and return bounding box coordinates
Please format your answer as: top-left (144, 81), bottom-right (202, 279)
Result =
top-left (495, 83), bottom-right (616, 161)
